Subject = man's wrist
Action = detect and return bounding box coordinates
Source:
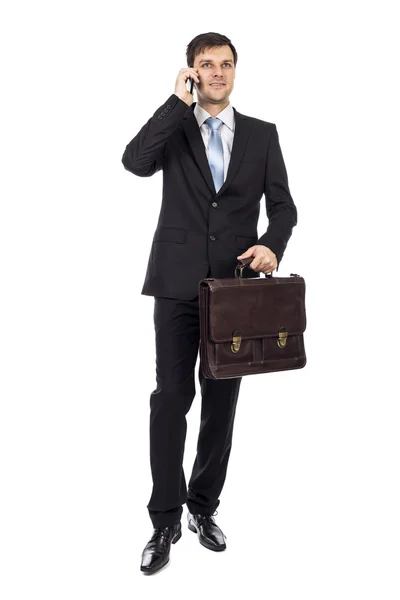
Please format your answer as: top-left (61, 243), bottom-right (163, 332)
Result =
top-left (173, 93), bottom-right (190, 106)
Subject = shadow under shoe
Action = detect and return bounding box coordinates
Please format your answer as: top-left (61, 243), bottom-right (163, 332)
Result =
top-left (187, 511), bottom-right (226, 551)
top-left (140, 522), bottom-right (182, 575)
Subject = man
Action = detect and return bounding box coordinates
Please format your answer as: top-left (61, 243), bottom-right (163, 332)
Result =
top-left (122, 32), bottom-right (297, 575)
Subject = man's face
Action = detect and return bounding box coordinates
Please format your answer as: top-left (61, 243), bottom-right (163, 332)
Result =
top-left (193, 45), bottom-right (236, 105)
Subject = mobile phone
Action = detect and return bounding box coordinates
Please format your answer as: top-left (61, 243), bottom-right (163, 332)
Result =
top-left (187, 76), bottom-right (195, 95)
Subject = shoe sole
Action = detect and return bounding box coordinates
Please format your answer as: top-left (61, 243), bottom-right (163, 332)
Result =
top-left (188, 521), bottom-right (226, 552)
top-left (140, 528), bottom-right (182, 574)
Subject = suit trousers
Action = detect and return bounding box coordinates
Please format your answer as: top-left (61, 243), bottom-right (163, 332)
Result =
top-left (147, 273), bottom-right (242, 528)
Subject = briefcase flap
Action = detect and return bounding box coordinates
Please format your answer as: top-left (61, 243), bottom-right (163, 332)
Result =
top-left (206, 278), bottom-right (306, 343)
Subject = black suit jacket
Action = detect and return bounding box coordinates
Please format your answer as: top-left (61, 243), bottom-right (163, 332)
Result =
top-left (122, 93), bottom-right (297, 300)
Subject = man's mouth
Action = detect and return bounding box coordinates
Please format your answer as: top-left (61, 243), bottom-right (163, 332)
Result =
top-left (210, 83), bottom-right (225, 87)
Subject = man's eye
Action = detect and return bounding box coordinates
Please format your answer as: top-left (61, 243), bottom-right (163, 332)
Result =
top-left (202, 63), bottom-right (232, 67)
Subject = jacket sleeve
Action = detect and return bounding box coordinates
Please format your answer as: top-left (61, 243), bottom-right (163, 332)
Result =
top-left (256, 124), bottom-right (298, 271)
top-left (121, 93), bottom-right (189, 177)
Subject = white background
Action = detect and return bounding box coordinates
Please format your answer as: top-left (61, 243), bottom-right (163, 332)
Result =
top-left (1, 1), bottom-right (399, 598)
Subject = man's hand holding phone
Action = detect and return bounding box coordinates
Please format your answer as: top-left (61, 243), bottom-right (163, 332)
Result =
top-left (174, 68), bottom-right (199, 106)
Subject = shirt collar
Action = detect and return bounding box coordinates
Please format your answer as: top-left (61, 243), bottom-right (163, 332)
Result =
top-left (193, 101), bottom-right (235, 132)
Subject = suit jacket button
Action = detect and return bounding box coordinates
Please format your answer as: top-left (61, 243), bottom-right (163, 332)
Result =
top-left (212, 202), bottom-right (218, 207)
top-left (157, 115), bottom-right (162, 120)
top-left (209, 235), bottom-right (216, 241)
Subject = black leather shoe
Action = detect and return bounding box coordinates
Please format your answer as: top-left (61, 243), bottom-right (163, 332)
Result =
top-left (140, 523), bottom-right (182, 574)
top-left (187, 511), bottom-right (226, 551)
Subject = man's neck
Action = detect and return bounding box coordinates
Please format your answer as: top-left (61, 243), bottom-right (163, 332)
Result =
top-left (197, 100), bottom-right (230, 117)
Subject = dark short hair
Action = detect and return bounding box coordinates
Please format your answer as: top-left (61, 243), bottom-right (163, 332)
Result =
top-left (186, 32), bottom-right (238, 68)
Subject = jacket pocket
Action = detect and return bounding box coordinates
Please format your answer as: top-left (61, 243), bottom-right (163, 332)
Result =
top-left (241, 157), bottom-right (265, 164)
top-left (153, 227), bottom-right (187, 244)
top-left (235, 235), bottom-right (257, 247)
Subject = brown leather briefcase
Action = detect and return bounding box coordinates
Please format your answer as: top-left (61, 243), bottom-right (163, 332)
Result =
top-left (198, 257), bottom-right (307, 379)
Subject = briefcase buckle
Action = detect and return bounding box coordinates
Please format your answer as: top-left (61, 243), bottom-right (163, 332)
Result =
top-left (231, 330), bottom-right (242, 353)
top-left (277, 328), bottom-right (288, 348)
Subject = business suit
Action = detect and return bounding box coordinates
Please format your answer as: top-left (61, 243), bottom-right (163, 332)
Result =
top-left (122, 92), bottom-right (297, 527)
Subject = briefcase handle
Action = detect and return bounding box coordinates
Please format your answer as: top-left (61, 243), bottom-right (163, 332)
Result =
top-left (234, 257), bottom-right (274, 279)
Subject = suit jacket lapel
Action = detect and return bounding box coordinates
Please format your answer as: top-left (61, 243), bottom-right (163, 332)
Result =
top-left (181, 102), bottom-right (253, 198)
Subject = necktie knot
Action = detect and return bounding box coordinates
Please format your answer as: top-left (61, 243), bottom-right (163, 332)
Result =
top-left (205, 117), bottom-right (223, 131)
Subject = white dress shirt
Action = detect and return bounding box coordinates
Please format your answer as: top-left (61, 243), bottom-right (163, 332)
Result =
top-left (193, 102), bottom-right (235, 182)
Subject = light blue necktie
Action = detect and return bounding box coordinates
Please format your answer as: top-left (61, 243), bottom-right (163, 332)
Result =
top-left (205, 117), bottom-right (224, 192)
